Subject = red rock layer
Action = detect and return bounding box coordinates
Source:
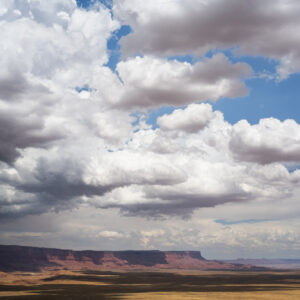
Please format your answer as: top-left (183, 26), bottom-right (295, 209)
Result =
top-left (0, 245), bottom-right (257, 272)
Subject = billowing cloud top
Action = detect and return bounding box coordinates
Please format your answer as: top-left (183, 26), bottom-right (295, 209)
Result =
top-left (157, 103), bottom-right (215, 133)
top-left (0, 0), bottom-right (300, 226)
top-left (109, 54), bottom-right (252, 108)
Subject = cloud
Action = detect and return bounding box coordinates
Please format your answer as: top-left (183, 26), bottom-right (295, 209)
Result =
top-left (1, 96), bottom-right (300, 220)
top-left (107, 54), bottom-right (252, 109)
top-left (157, 103), bottom-right (215, 133)
top-left (97, 230), bottom-right (124, 239)
top-left (0, 70), bottom-right (30, 101)
top-left (0, 0), bottom-right (126, 217)
top-left (0, 1), bottom-right (119, 83)
top-left (0, 0), bottom-right (76, 26)
top-left (114, 0), bottom-right (300, 78)
top-left (0, 0), bottom-right (300, 223)
top-left (230, 118), bottom-right (300, 164)
top-left (0, 0), bottom-right (120, 164)
top-left (77, 105), bottom-right (299, 218)
top-left (0, 111), bottom-right (63, 164)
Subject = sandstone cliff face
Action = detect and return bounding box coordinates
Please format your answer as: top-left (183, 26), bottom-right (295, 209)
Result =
top-left (0, 245), bottom-right (252, 272)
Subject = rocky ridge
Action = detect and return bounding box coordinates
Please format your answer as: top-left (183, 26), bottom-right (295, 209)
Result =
top-left (0, 245), bottom-right (257, 272)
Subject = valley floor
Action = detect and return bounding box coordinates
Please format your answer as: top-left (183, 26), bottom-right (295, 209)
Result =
top-left (1, 269), bottom-right (300, 299)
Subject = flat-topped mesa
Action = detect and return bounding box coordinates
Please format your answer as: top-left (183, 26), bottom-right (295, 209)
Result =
top-left (166, 251), bottom-right (205, 260)
top-left (0, 245), bottom-right (255, 272)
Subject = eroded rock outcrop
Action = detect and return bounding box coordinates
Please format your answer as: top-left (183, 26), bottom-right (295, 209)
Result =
top-left (0, 245), bottom-right (254, 272)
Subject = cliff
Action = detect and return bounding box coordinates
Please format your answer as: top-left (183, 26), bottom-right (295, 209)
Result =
top-left (0, 245), bottom-right (253, 272)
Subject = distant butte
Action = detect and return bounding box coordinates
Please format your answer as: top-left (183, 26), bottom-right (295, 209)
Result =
top-left (0, 245), bottom-right (259, 272)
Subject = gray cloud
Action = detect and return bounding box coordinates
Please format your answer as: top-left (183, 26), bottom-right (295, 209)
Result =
top-left (0, 157), bottom-right (116, 220)
top-left (117, 192), bottom-right (252, 219)
top-left (114, 0), bottom-right (300, 78)
top-left (0, 71), bottom-right (29, 101)
top-left (0, 113), bottom-right (63, 164)
top-left (18, 159), bottom-right (112, 200)
top-left (0, 67), bottom-right (51, 101)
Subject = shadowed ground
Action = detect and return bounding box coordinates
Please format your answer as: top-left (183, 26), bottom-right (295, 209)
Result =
top-left (1, 270), bottom-right (300, 299)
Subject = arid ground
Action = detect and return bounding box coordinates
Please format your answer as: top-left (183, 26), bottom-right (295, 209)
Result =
top-left (1, 269), bottom-right (300, 299)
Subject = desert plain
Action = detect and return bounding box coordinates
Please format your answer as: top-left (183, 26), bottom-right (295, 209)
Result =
top-left (1, 269), bottom-right (300, 299)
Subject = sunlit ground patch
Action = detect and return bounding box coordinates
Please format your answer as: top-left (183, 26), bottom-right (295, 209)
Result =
top-left (119, 289), bottom-right (300, 300)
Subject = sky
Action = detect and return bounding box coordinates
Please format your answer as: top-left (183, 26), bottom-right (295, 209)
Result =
top-left (0, 0), bottom-right (300, 259)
